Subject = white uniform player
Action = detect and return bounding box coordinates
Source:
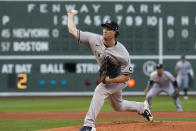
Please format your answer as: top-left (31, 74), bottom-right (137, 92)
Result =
top-left (67, 10), bottom-right (153, 131)
top-left (175, 55), bottom-right (194, 99)
top-left (145, 64), bottom-right (183, 112)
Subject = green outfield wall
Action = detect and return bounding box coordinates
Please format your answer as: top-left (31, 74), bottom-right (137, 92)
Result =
top-left (0, 0), bottom-right (196, 96)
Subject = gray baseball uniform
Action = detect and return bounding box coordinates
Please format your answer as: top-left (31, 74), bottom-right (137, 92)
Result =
top-left (175, 60), bottom-right (194, 88)
top-left (146, 70), bottom-right (182, 111)
top-left (78, 31), bottom-right (145, 128)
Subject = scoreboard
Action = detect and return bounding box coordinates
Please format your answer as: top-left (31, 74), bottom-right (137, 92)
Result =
top-left (0, 0), bottom-right (196, 96)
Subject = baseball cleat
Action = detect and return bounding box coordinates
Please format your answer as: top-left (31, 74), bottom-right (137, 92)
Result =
top-left (142, 100), bottom-right (154, 122)
top-left (80, 126), bottom-right (96, 131)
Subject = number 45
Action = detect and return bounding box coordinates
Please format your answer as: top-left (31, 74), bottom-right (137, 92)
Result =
top-left (17, 73), bottom-right (27, 89)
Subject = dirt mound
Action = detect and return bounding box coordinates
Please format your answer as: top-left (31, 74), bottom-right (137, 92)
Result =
top-left (1, 112), bottom-right (195, 131)
top-left (38, 121), bottom-right (196, 131)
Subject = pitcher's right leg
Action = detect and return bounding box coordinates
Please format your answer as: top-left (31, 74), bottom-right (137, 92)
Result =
top-left (83, 83), bottom-right (109, 128)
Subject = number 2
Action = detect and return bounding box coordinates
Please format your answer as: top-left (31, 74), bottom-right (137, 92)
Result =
top-left (17, 73), bottom-right (27, 89)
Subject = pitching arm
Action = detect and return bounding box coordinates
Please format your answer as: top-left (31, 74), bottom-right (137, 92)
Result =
top-left (67, 10), bottom-right (78, 39)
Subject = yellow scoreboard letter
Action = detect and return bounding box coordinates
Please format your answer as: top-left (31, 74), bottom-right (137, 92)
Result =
top-left (17, 73), bottom-right (27, 89)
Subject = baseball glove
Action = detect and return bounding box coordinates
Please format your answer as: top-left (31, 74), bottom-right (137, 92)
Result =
top-left (99, 56), bottom-right (119, 83)
top-left (172, 90), bottom-right (179, 99)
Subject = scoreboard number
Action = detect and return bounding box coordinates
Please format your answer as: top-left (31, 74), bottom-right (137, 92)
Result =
top-left (17, 73), bottom-right (27, 89)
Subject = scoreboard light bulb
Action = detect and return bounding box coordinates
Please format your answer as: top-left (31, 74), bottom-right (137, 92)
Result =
top-left (128, 78), bottom-right (135, 88)
top-left (61, 80), bottom-right (67, 86)
top-left (50, 80), bottom-right (56, 86)
top-left (39, 80), bottom-right (45, 86)
top-left (85, 80), bottom-right (91, 86)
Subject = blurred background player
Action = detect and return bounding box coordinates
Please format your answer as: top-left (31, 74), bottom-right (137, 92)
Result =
top-left (175, 55), bottom-right (194, 100)
top-left (67, 10), bottom-right (153, 131)
top-left (145, 64), bottom-right (183, 112)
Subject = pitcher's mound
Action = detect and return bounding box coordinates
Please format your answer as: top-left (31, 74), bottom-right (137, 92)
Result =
top-left (38, 121), bottom-right (196, 131)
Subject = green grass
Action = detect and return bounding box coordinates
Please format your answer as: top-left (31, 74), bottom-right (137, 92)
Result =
top-left (0, 97), bottom-right (92, 112)
top-left (0, 96), bottom-right (196, 131)
top-left (0, 96), bottom-right (196, 112)
top-left (0, 119), bottom-right (83, 131)
top-left (148, 96), bottom-right (196, 111)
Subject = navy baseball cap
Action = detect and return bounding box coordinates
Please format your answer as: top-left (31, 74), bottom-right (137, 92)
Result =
top-left (156, 64), bottom-right (163, 69)
top-left (101, 20), bottom-right (119, 31)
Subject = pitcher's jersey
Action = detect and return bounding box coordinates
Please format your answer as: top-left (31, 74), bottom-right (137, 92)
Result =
top-left (175, 60), bottom-right (193, 75)
top-left (150, 71), bottom-right (175, 87)
top-left (77, 31), bottom-right (132, 75)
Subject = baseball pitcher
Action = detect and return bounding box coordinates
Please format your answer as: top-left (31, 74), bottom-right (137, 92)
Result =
top-left (175, 55), bottom-right (194, 99)
top-left (145, 64), bottom-right (183, 112)
top-left (67, 10), bottom-right (153, 131)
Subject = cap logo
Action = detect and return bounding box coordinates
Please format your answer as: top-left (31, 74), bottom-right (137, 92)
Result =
top-left (101, 20), bottom-right (119, 31)
top-left (106, 19), bottom-right (111, 24)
